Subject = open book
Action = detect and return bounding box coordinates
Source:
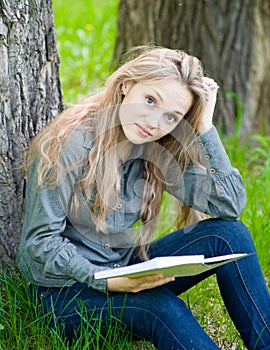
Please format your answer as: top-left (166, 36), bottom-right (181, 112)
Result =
top-left (94, 253), bottom-right (248, 280)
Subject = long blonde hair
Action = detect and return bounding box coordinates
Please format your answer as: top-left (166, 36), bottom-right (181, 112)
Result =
top-left (26, 47), bottom-right (207, 260)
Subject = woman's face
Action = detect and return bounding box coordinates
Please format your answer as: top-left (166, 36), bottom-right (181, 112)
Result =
top-left (119, 79), bottom-right (193, 144)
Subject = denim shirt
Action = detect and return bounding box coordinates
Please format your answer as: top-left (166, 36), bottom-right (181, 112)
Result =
top-left (18, 126), bottom-right (246, 294)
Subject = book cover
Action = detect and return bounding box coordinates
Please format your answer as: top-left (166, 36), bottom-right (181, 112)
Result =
top-left (94, 253), bottom-right (248, 279)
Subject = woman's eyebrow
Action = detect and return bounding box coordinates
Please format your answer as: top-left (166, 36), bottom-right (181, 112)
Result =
top-left (151, 88), bottom-right (164, 103)
top-left (173, 110), bottom-right (184, 117)
top-left (151, 88), bottom-right (184, 117)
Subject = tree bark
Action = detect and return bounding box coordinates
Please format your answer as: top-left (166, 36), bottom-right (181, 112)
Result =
top-left (0, 0), bottom-right (63, 269)
top-left (114, 0), bottom-right (270, 134)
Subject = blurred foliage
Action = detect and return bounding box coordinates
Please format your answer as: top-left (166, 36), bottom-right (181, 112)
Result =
top-left (53, 0), bottom-right (118, 104)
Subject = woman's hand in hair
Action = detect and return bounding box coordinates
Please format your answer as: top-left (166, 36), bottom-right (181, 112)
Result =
top-left (198, 77), bottom-right (219, 135)
top-left (107, 274), bottom-right (175, 293)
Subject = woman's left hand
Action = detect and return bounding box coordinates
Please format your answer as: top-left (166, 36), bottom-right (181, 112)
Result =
top-left (197, 77), bottom-right (219, 135)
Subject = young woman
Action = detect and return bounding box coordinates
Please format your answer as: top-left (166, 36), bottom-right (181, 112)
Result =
top-left (18, 47), bottom-right (270, 349)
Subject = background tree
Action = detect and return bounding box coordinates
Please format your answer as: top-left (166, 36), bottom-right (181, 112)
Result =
top-left (0, 0), bottom-right (63, 269)
top-left (114, 0), bottom-right (270, 134)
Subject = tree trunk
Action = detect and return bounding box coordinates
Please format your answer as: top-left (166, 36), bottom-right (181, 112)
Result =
top-left (114, 0), bottom-right (270, 135)
top-left (0, 0), bottom-right (63, 269)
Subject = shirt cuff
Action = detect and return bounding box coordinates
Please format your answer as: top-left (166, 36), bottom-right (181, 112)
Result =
top-left (67, 255), bottom-right (108, 294)
top-left (195, 126), bottom-right (232, 179)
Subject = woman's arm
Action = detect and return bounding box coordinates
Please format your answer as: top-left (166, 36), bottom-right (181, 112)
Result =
top-left (19, 130), bottom-right (108, 293)
top-left (166, 78), bottom-right (246, 218)
top-left (107, 274), bottom-right (175, 293)
top-left (21, 165), bottom-right (174, 294)
top-left (172, 126), bottom-right (247, 218)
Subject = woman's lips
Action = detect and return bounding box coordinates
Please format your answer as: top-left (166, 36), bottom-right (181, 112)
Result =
top-left (135, 123), bottom-right (152, 136)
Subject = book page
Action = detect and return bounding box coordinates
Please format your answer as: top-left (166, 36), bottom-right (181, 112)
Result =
top-left (94, 253), bottom-right (248, 280)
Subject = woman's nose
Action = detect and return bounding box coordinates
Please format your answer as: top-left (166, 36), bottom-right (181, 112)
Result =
top-left (145, 109), bottom-right (161, 129)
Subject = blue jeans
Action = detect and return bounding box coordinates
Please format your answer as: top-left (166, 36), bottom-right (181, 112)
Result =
top-left (32, 219), bottom-right (270, 349)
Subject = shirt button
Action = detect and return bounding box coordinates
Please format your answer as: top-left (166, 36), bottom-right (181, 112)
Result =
top-left (198, 142), bottom-right (204, 147)
top-left (117, 203), bottom-right (122, 210)
top-left (104, 243), bottom-right (111, 249)
top-left (205, 154), bottom-right (210, 160)
top-left (210, 168), bottom-right (216, 173)
top-left (114, 264), bottom-right (120, 268)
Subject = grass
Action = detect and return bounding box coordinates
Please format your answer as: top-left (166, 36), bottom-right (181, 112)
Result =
top-left (1, 0), bottom-right (269, 349)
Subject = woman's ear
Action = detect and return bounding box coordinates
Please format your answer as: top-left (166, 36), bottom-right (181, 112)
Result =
top-left (121, 80), bottom-right (132, 96)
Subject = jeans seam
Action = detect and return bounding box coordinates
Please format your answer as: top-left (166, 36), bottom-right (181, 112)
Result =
top-left (55, 305), bottom-right (188, 349)
top-left (118, 305), bottom-right (188, 349)
top-left (170, 233), bottom-right (270, 335)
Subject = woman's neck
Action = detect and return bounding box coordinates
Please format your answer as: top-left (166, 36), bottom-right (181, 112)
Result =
top-left (117, 129), bottom-right (134, 162)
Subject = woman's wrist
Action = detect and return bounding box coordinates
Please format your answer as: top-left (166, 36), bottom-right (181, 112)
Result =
top-left (197, 123), bottom-right (213, 135)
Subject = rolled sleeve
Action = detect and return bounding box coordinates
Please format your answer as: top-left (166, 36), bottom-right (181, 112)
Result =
top-left (167, 126), bottom-right (246, 219)
top-left (195, 127), bottom-right (232, 178)
top-left (66, 255), bottom-right (108, 293)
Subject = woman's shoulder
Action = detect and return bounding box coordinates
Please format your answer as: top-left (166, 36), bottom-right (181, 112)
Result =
top-left (61, 127), bottom-right (95, 164)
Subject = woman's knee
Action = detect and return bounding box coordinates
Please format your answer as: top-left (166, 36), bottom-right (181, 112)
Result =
top-left (205, 218), bottom-right (255, 253)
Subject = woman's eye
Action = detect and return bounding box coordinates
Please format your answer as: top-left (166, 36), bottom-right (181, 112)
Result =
top-left (146, 97), bottom-right (155, 105)
top-left (166, 114), bottom-right (177, 122)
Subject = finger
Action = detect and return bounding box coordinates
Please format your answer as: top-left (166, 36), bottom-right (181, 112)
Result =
top-left (147, 277), bottom-right (175, 289)
top-left (210, 84), bottom-right (219, 90)
top-left (202, 77), bottom-right (219, 90)
top-left (128, 275), bottom-right (175, 292)
top-left (204, 85), bottom-right (219, 103)
top-left (141, 275), bottom-right (175, 289)
top-left (204, 82), bottom-right (219, 90)
top-left (125, 274), bottom-right (163, 289)
top-left (132, 274), bottom-right (165, 283)
top-left (202, 77), bottom-right (216, 84)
